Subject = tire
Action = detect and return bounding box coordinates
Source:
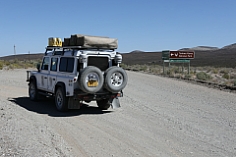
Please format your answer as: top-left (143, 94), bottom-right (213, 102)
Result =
top-left (104, 67), bottom-right (128, 93)
top-left (55, 87), bottom-right (68, 112)
top-left (79, 66), bottom-right (104, 93)
top-left (29, 79), bottom-right (38, 101)
top-left (96, 99), bottom-right (111, 110)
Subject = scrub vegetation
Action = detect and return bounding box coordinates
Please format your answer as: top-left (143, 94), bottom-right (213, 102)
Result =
top-left (0, 59), bottom-right (41, 70)
top-left (120, 63), bottom-right (236, 87)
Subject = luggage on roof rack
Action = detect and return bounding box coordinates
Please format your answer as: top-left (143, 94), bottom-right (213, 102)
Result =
top-left (48, 37), bottom-right (62, 47)
top-left (66, 34), bottom-right (118, 49)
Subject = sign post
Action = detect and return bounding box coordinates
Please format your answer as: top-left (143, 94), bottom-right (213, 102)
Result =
top-left (162, 50), bottom-right (195, 75)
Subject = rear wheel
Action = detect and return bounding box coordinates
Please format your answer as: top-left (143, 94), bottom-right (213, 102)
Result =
top-left (55, 87), bottom-right (68, 112)
top-left (96, 99), bottom-right (111, 110)
top-left (29, 79), bottom-right (38, 101)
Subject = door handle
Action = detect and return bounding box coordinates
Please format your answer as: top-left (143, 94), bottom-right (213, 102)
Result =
top-left (53, 78), bottom-right (55, 81)
top-left (44, 77), bottom-right (47, 79)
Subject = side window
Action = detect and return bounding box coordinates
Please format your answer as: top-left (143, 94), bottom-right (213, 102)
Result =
top-left (41, 57), bottom-right (50, 70)
top-left (59, 57), bottom-right (74, 73)
top-left (67, 58), bottom-right (74, 72)
top-left (59, 58), bottom-right (67, 72)
top-left (50, 58), bottom-right (58, 71)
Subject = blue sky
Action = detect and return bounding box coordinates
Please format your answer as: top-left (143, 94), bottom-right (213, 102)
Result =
top-left (0, 0), bottom-right (235, 56)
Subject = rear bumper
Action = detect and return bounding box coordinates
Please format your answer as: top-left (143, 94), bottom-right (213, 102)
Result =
top-left (73, 90), bottom-right (123, 101)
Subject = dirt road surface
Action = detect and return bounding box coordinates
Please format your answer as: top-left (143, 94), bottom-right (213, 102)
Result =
top-left (0, 69), bottom-right (236, 157)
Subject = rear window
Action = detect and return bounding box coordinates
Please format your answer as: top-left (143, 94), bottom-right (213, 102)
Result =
top-left (88, 56), bottom-right (109, 71)
top-left (59, 57), bottom-right (74, 73)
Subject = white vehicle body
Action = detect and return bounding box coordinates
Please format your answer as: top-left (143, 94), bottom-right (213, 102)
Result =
top-left (27, 46), bottom-right (127, 112)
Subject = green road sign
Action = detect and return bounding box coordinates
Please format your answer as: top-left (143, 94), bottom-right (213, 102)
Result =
top-left (162, 50), bottom-right (170, 60)
top-left (170, 59), bottom-right (190, 63)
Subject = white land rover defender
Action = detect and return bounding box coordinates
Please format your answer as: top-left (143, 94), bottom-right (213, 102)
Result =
top-left (27, 35), bottom-right (128, 112)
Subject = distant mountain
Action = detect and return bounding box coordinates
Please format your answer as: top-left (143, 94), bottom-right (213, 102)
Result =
top-left (130, 50), bottom-right (144, 54)
top-left (123, 42), bottom-right (236, 67)
top-left (221, 43), bottom-right (236, 49)
top-left (179, 43), bottom-right (236, 51)
top-left (179, 46), bottom-right (219, 51)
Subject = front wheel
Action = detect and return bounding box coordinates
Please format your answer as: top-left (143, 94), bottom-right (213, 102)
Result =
top-left (55, 87), bottom-right (68, 112)
top-left (96, 99), bottom-right (111, 110)
top-left (29, 79), bottom-right (38, 101)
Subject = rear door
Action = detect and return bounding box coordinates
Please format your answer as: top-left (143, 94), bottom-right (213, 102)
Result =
top-left (48, 57), bottom-right (58, 93)
top-left (57, 57), bottom-right (75, 96)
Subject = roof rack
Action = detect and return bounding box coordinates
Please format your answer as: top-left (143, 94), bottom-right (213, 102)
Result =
top-left (44, 46), bottom-right (115, 56)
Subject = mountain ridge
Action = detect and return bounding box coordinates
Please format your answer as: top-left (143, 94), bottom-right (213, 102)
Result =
top-left (0, 43), bottom-right (235, 68)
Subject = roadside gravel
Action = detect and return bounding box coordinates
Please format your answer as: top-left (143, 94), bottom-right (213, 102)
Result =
top-left (0, 69), bottom-right (236, 156)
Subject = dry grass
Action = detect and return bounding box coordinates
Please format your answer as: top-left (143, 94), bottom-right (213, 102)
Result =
top-left (0, 59), bottom-right (41, 70)
top-left (121, 63), bottom-right (236, 87)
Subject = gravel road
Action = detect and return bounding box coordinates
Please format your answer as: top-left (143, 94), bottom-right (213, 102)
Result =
top-left (0, 69), bottom-right (236, 157)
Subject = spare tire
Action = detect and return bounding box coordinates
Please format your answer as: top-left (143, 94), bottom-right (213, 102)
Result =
top-left (104, 67), bottom-right (128, 93)
top-left (79, 66), bottom-right (104, 93)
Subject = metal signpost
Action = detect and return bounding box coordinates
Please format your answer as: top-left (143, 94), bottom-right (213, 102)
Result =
top-left (162, 50), bottom-right (195, 75)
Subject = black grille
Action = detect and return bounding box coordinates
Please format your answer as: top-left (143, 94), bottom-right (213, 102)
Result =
top-left (88, 56), bottom-right (109, 71)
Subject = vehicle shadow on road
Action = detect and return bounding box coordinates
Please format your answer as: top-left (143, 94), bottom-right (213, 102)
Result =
top-left (8, 97), bottom-right (112, 117)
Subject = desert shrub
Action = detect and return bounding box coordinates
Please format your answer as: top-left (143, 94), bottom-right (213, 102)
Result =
top-left (184, 74), bottom-right (192, 79)
top-left (0, 60), bottom-right (3, 70)
top-left (166, 70), bottom-right (175, 77)
top-left (139, 65), bottom-right (148, 71)
top-left (234, 80), bottom-right (236, 86)
top-left (149, 66), bottom-right (161, 75)
top-left (129, 64), bottom-right (148, 72)
top-left (12, 59), bottom-right (19, 63)
top-left (206, 68), bottom-right (212, 73)
top-left (222, 73), bottom-right (230, 79)
top-left (230, 74), bottom-right (236, 79)
top-left (120, 63), bottom-right (128, 69)
top-left (173, 66), bottom-right (180, 74)
top-left (4, 61), bottom-right (10, 66)
top-left (167, 69), bottom-right (174, 76)
top-left (224, 81), bottom-right (232, 86)
top-left (219, 69), bottom-right (229, 74)
top-left (212, 68), bottom-right (219, 74)
top-left (196, 67), bottom-right (207, 71)
top-left (196, 72), bottom-right (212, 81)
top-left (8, 64), bottom-right (15, 69)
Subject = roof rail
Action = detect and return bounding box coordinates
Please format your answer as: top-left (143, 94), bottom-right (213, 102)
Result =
top-left (44, 46), bottom-right (115, 56)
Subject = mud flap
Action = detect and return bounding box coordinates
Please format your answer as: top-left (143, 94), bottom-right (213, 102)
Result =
top-left (111, 97), bottom-right (120, 109)
top-left (68, 97), bottom-right (81, 109)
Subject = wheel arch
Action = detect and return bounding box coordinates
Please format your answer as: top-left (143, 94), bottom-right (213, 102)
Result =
top-left (54, 82), bottom-right (66, 94)
top-left (29, 75), bottom-right (36, 82)
top-left (29, 76), bottom-right (37, 88)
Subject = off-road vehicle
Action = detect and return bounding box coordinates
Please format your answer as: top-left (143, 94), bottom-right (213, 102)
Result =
top-left (27, 35), bottom-right (128, 111)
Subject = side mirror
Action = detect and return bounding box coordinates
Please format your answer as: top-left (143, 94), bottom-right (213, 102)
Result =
top-left (37, 63), bottom-right (41, 72)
